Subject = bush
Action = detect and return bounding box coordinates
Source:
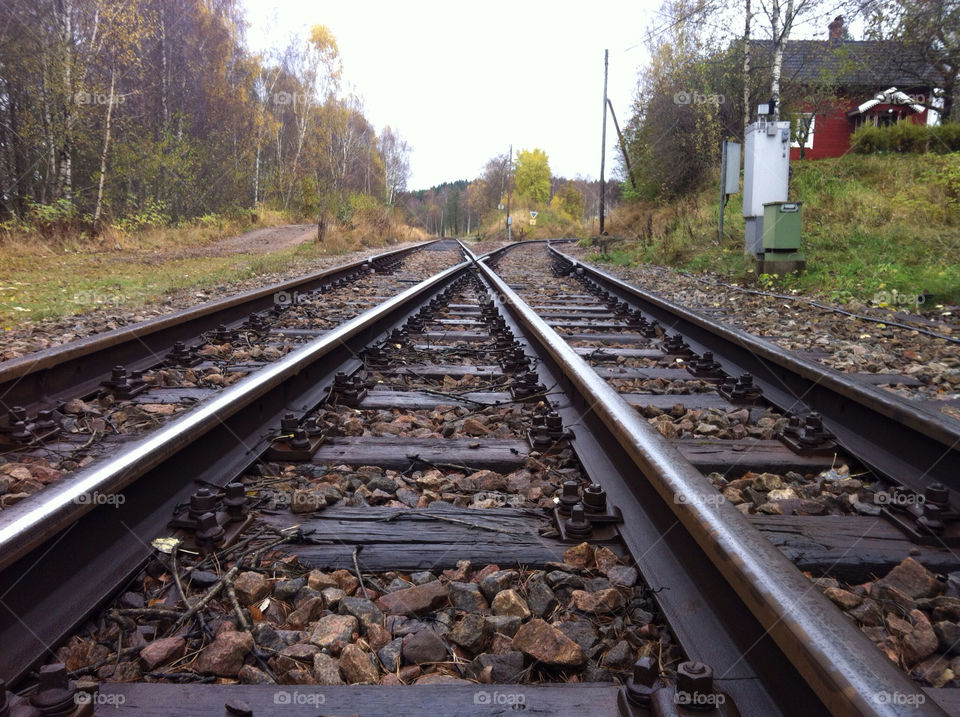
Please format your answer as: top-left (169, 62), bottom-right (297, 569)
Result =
top-left (852, 122), bottom-right (960, 154)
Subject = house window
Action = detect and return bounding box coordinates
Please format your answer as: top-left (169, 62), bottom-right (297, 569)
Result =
top-left (791, 114), bottom-right (815, 149)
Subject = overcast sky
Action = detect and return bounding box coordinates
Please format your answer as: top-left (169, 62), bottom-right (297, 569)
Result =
top-left (241, 0), bottom-right (663, 190)
top-left (240, 1), bottom-right (848, 191)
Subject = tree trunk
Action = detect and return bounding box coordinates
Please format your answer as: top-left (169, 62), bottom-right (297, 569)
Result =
top-left (769, 0), bottom-right (795, 121)
top-left (93, 66), bottom-right (116, 226)
top-left (742, 0), bottom-right (752, 131)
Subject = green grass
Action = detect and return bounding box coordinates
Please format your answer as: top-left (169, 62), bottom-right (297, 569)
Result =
top-left (595, 153), bottom-right (960, 306)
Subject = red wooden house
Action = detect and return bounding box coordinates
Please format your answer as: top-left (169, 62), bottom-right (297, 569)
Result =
top-left (756, 17), bottom-right (938, 160)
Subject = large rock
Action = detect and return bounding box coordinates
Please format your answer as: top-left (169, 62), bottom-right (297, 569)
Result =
top-left (450, 613), bottom-right (490, 652)
top-left (478, 570), bottom-right (518, 601)
top-left (233, 571), bottom-right (271, 605)
top-left (526, 574), bottom-right (558, 618)
top-left (139, 636), bottom-right (185, 671)
top-left (286, 596), bottom-right (325, 629)
top-left (874, 558), bottom-right (943, 603)
top-left (339, 644), bottom-right (380, 684)
top-left (602, 640), bottom-right (634, 670)
top-left (556, 620), bottom-right (599, 651)
top-left (308, 614), bottom-right (358, 652)
top-left (238, 665), bottom-right (273, 684)
top-left (902, 610), bottom-right (938, 666)
top-left (562, 543), bottom-right (594, 568)
top-left (340, 596), bottom-right (384, 632)
top-left (312, 653), bottom-right (344, 685)
top-left (570, 589), bottom-right (622, 614)
top-left (448, 581), bottom-right (489, 612)
top-left (195, 631), bottom-right (254, 676)
top-left (484, 615), bottom-right (523, 637)
top-left (492, 589), bottom-right (531, 619)
top-left (511, 619), bottom-right (585, 666)
top-left (402, 629), bottom-right (448, 665)
top-left (376, 581), bottom-right (448, 615)
top-left (377, 637), bottom-right (404, 672)
top-left (474, 651), bottom-right (525, 683)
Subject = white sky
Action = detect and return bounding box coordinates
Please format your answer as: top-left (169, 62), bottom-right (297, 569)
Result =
top-left (240, 0), bottom-right (660, 190)
top-left (240, 1), bottom-right (851, 190)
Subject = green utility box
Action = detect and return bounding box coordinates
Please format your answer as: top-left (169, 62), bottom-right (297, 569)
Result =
top-left (762, 201), bottom-right (802, 250)
top-left (758, 201), bottom-right (805, 274)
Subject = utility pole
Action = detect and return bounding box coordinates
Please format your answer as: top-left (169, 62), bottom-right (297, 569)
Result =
top-left (599, 49), bottom-right (609, 235)
top-left (506, 144), bottom-right (513, 242)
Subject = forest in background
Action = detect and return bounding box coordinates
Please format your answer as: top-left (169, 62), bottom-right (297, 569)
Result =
top-left (0, 0), bottom-right (412, 240)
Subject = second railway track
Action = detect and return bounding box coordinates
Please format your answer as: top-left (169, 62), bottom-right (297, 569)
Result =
top-left (0, 240), bottom-right (956, 716)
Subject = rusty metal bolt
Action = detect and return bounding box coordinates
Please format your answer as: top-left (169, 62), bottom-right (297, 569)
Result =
top-left (925, 482), bottom-right (950, 510)
top-left (290, 429), bottom-right (311, 451)
top-left (30, 663), bottom-right (76, 715)
top-left (558, 480), bottom-right (580, 514)
top-left (280, 412), bottom-right (298, 433)
top-left (224, 483), bottom-right (247, 521)
top-left (546, 411), bottom-right (564, 438)
top-left (565, 503), bottom-right (593, 537)
top-left (196, 512), bottom-right (225, 547)
top-left (189, 488), bottom-right (218, 522)
top-left (676, 661), bottom-right (715, 711)
top-left (918, 504), bottom-right (945, 535)
top-left (303, 416), bottom-right (323, 437)
top-left (583, 483), bottom-right (607, 513)
top-left (625, 656), bottom-right (658, 706)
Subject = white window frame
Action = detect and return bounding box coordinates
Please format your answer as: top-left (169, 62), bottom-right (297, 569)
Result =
top-left (791, 113), bottom-right (815, 149)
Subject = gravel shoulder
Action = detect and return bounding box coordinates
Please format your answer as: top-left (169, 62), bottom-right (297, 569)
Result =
top-left (562, 244), bottom-right (960, 414)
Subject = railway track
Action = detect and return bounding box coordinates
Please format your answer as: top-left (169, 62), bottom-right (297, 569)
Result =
top-left (0, 240), bottom-right (955, 716)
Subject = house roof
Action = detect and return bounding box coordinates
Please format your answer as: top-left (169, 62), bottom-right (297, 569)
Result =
top-left (751, 40), bottom-right (939, 89)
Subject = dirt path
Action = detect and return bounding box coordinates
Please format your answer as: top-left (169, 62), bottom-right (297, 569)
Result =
top-left (168, 223), bottom-right (317, 260)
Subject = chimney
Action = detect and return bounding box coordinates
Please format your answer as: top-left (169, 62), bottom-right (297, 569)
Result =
top-left (828, 15), bottom-right (844, 41)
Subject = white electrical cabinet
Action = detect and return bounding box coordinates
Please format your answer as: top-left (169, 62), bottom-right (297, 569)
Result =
top-left (743, 120), bottom-right (791, 254)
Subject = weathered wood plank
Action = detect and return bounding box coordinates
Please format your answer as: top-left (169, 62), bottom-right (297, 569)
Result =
top-left (415, 331), bottom-right (491, 343)
top-left (359, 390), bottom-right (513, 410)
top-left (311, 436), bottom-right (529, 471)
top-left (750, 514), bottom-right (960, 580)
top-left (574, 347), bottom-right (665, 359)
top-left (620, 393), bottom-right (763, 417)
top-left (259, 506), bottom-right (577, 570)
top-left (99, 683), bottom-right (622, 716)
top-left (532, 304), bottom-right (611, 313)
top-left (593, 366), bottom-right (708, 381)
top-left (561, 333), bottom-right (651, 344)
top-left (672, 439), bottom-right (838, 474)
top-left (548, 320), bottom-right (635, 330)
top-left (376, 364), bottom-right (505, 379)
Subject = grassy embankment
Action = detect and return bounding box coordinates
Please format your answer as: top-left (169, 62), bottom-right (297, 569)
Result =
top-left (0, 207), bottom-right (428, 327)
top-left (587, 153), bottom-right (960, 306)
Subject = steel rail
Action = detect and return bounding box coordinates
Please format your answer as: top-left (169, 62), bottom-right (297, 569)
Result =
top-left (0, 240), bottom-right (436, 411)
top-left (0, 254), bottom-right (470, 574)
top-left (473, 242), bottom-right (942, 717)
top-left (0, 251), bottom-right (475, 683)
top-left (545, 242), bottom-right (960, 502)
